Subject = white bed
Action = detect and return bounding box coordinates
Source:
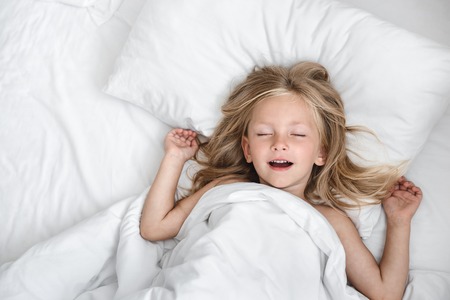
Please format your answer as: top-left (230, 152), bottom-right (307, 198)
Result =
top-left (1, 0), bottom-right (449, 299)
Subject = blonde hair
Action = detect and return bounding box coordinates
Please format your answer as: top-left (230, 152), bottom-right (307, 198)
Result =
top-left (192, 61), bottom-right (404, 209)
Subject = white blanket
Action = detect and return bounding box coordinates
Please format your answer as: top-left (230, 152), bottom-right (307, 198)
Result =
top-left (0, 183), bottom-right (361, 300)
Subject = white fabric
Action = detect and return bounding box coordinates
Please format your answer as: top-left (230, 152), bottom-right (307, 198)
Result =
top-left (37, 0), bottom-right (125, 25)
top-left (105, 0), bottom-right (449, 159)
top-left (0, 183), bottom-right (362, 300)
top-left (103, 0), bottom-right (450, 238)
top-left (1, 0), bottom-right (450, 298)
top-left (340, 0), bottom-right (450, 47)
top-left (404, 271), bottom-right (450, 299)
top-left (0, 0), bottom-right (169, 264)
top-left (38, 0), bottom-right (98, 7)
top-left (362, 105), bottom-right (450, 280)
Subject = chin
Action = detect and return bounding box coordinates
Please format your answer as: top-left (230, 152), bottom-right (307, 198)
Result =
top-left (268, 182), bottom-right (291, 190)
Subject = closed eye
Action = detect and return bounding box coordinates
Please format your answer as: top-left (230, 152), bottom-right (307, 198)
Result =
top-left (291, 133), bottom-right (306, 137)
top-left (256, 133), bottom-right (272, 136)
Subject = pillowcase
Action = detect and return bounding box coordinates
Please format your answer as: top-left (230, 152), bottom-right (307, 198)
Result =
top-left (104, 0), bottom-right (450, 237)
top-left (39, 0), bottom-right (125, 25)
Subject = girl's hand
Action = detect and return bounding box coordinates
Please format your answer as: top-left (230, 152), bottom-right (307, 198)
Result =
top-left (164, 128), bottom-right (199, 162)
top-left (383, 176), bottom-right (422, 226)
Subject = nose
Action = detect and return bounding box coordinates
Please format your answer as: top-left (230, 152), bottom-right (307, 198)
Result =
top-left (271, 136), bottom-right (288, 151)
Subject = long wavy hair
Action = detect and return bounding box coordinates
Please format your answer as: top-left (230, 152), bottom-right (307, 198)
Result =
top-left (191, 61), bottom-right (404, 209)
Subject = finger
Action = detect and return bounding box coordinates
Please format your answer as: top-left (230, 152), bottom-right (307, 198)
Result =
top-left (392, 190), bottom-right (417, 202)
top-left (399, 180), bottom-right (414, 191)
top-left (398, 183), bottom-right (408, 191)
top-left (172, 128), bottom-right (184, 135)
top-left (185, 130), bottom-right (197, 143)
top-left (411, 186), bottom-right (423, 198)
top-left (181, 130), bottom-right (194, 141)
top-left (405, 182), bottom-right (419, 195)
top-left (181, 129), bottom-right (196, 139)
top-left (403, 180), bottom-right (414, 187)
top-left (170, 129), bottom-right (186, 140)
top-left (394, 187), bottom-right (422, 202)
top-left (189, 139), bottom-right (197, 147)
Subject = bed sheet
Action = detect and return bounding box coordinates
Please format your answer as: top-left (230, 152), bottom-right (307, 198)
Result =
top-left (0, 0), bottom-right (167, 264)
top-left (342, 0), bottom-right (450, 295)
top-left (341, 0), bottom-right (450, 265)
top-left (0, 0), bottom-right (449, 298)
top-left (363, 105), bottom-right (450, 291)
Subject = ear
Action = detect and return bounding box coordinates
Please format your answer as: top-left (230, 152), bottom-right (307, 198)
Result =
top-left (241, 136), bottom-right (252, 163)
top-left (315, 147), bottom-right (327, 166)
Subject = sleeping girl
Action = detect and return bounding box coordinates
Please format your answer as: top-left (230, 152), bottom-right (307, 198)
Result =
top-left (140, 61), bottom-right (422, 300)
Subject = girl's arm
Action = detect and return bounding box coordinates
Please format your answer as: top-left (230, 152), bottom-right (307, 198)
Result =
top-left (316, 177), bottom-right (422, 300)
top-left (140, 128), bottom-right (204, 242)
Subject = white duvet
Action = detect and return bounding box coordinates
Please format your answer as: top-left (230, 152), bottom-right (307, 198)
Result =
top-left (0, 182), bottom-right (362, 300)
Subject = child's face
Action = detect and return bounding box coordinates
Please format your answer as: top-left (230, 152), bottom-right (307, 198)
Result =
top-left (241, 94), bottom-right (326, 199)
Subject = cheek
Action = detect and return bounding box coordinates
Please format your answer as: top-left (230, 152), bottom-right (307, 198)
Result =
top-left (247, 141), bottom-right (266, 161)
top-left (295, 141), bottom-right (320, 159)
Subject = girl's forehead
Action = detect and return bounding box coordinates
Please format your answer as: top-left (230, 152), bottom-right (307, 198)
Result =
top-left (251, 94), bottom-right (310, 119)
top-left (258, 93), bottom-right (303, 105)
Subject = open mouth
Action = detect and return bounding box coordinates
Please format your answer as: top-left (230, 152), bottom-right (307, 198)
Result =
top-left (269, 160), bottom-right (293, 168)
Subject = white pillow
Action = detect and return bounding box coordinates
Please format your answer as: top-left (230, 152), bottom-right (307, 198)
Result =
top-left (38, 0), bottom-right (125, 25)
top-left (104, 0), bottom-right (450, 237)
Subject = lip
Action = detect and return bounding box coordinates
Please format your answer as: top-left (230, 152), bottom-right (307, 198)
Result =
top-left (268, 159), bottom-right (293, 171)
